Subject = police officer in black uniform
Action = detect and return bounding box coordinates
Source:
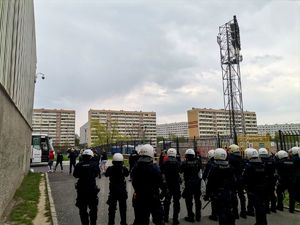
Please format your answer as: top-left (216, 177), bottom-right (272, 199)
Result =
top-left (131, 144), bottom-right (168, 225)
top-left (258, 148), bottom-right (277, 213)
top-left (73, 149), bottom-right (100, 225)
top-left (160, 148), bottom-right (181, 225)
top-left (105, 153), bottom-right (129, 225)
top-left (180, 148), bottom-right (202, 222)
top-left (228, 144), bottom-right (247, 219)
top-left (205, 148), bottom-right (236, 225)
top-left (243, 148), bottom-right (268, 225)
top-left (290, 147), bottom-right (300, 205)
top-left (129, 149), bottom-right (139, 173)
top-left (203, 149), bottom-right (218, 221)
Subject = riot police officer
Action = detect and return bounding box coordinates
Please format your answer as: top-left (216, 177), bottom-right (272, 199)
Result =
top-left (258, 148), bottom-right (277, 213)
top-left (205, 148), bottom-right (236, 225)
top-left (105, 153), bottom-right (129, 225)
top-left (228, 144), bottom-right (247, 219)
top-left (203, 149), bottom-right (218, 221)
top-left (243, 148), bottom-right (268, 225)
top-left (160, 148), bottom-right (181, 225)
top-left (73, 149), bottom-right (100, 225)
top-left (131, 144), bottom-right (168, 225)
top-left (180, 148), bottom-right (202, 222)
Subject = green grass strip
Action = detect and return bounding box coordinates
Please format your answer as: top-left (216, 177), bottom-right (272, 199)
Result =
top-left (9, 172), bottom-right (41, 225)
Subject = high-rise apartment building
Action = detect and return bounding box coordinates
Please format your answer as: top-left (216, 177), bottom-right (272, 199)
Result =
top-left (258, 123), bottom-right (300, 137)
top-left (157, 122), bottom-right (188, 138)
top-left (88, 109), bottom-right (156, 146)
top-left (0, 0), bottom-right (36, 217)
top-left (187, 108), bottom-right (257, 138)
top-left (32, 109), bottom-right (76, 147)
top-left (80, 122), bottom-right (89, 145)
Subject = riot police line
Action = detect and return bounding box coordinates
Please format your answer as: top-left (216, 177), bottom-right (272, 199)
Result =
top-left (73, 145), bottom-right (300, 225)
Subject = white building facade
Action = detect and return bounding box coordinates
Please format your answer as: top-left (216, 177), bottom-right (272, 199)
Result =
top-left (258, 123), bottom-right (300, 137)
top-left (157, 122), bottom-right (188, 138)
top-left (32, 109), bottom-right (76, 147)
top-left (88, 109), bottom-right (156, 146)
top-left (80, 122), bottom-right (89, 145)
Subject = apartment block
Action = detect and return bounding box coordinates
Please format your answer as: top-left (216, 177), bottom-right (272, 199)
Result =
top-left (88, 109), bottom-right (156, 146)
top-left (258, 123), bottom-right (300, 137)
top-left (157, 122), bottom-right (188, 138)
top-left (187, 108), bottom-right (257, 138)
top-left (80, 122), bottom-right (89, 145)
top-left (32, 109), bottom-right (76, 147)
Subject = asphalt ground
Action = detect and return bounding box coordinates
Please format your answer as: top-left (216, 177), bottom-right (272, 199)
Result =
top-left (32, 161), bottom-right (300, 225)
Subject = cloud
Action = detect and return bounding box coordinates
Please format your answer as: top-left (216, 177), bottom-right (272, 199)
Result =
top-left (33, 0), bottom-right (300, 133)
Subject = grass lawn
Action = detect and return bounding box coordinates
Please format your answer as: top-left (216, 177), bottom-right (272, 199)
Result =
top-left (9, 172), bottom-right (41, 225)
top-left (283, 192), bottom-right (300, 210)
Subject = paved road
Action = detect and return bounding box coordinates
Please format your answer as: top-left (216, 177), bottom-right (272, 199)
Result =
top-left (33, 162), bottom-right (300, 225)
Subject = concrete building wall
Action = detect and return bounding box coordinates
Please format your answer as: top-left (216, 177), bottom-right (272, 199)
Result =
top-left (157, 122), bottom-right (188, 138)
top-left (258, 123), bottom-right (300, 137)
top-left (80, 122), bottom-right (89, 145)
top-left (0, 0), bottom-right (36, 217)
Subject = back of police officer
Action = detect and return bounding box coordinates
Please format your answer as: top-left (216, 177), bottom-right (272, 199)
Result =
top-left (205, 148), bottom-right (236, 225)
top-left (291, 147), bottom-right (300, 203)
top-left (180, 148), bottom-right (202, 222)
top-left (243, 148), bottom-right (268, 225)
top-left (228, 144), bottom-right (247, 219)
top-left (73, 149), bottom-right (100, 225)
top-left (105, 153), bottom-right (129, 225)
top-left (161, 148), bottom-right (181, 225)
top-left (131, 144), bottom-right (168, 225)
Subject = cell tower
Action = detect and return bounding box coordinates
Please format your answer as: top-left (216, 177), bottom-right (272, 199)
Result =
top-left (217, 15), bottom-right (245, 144)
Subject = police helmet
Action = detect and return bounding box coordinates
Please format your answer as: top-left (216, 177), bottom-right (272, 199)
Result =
top-left (214, 148), bottom-right (227, 160)
top-left (290, 146), bottom-right (300, 156)
top-left (185, 148), bottom-right (195, 156)
top-left (245, 148), bottom-right (259, 159)
top-left (82, 149), bottom-right (93, 157)
top-left (207, 149), bottom-right (215, 159)
top-left (229, 144), bottom-right (240, 153)
top-left (167, 148), bottom-right (177, 157)
top-left (277, 150), bottom-right (288, 159)
top-left (258, 148), bottom-right (269, 158)
top-left (113, 153), bottom-right (124, 162)
top-left (139, 144), bottom-right (154, 158)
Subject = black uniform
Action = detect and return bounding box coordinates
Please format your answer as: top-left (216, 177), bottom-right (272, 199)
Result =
top-left (131, 156), bottom-right (168, 225)
top-left (228, 153), bottom-right (247, 218)
top-left (292, 155), bottom-right (300, 203)
top-left (180, 155), bottom-right (202, 222)
top-left (206, 160), bottom-right (236, 225)
top-left (260, 156), bottom-right (277, 213)
top-left (276, 157), bottom-right (295, 212)
top-left (243, 158), bottom-right (268, 225)
top-left (68, 149), bottom-right (78, 174)
top-left (129, 150), bottom-right (139, 173)
top-left (203, 157), bottom-right (218, 221)
top-left (160, 156), bottom-right (181, 224)
top-left (73, 157), bottom-right (100, 225)
top-left (55, 151), bottom-right (64, 171)
top-left (105, 161), bottom-right (129, 225)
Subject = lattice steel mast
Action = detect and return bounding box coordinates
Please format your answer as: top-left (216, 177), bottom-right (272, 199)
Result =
top-left (217, 15), bottom-right (245, 144)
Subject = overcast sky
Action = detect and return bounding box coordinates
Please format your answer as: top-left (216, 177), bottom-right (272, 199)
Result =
top-left (34, 0), bottom-right (300, 134)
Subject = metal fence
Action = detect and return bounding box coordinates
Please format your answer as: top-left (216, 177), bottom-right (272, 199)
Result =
top-left (277, 130), bottom-right (300, 151)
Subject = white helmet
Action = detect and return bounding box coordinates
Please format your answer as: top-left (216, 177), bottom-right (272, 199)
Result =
top-left (207, 150), bottom-right (215, 159)
top-left (229, 144), bottom-right (240, 153)
top-left (113, 153), bottom-right (123, 161)
top-left (290, 146), bottom-right (300, 156)
top-left (139, 144), bottom-right (154, 158)
top-left (245, 148), bottom-right (259, 159)
top-left (167, 148), bottom-right (177, 157)
top-left (258, 148), bottom-right (269, 158)
top-left (82, 149), bottom-right (93, 157)
top-left (277, 150), bottom-right (288, 159)
top-left (185, 148), bottom-right (195, 156)
top-left (214, 148), bottom-right (227, 160)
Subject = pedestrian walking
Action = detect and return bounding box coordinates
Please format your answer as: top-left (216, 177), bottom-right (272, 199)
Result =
top-left (54, 150), bottom-right (64, 172)
top-left (48, 149), bottom-right (55, 172)
top-left (100, 150), bottom-right (108, 174)
top-left (105, 153), bottom-right (129, 225)
top-left (180, 148), bottom-right (202, 222)
top-left (73, 149), bottom-right (100, 225)
top-left (68, 148), bottom-right (78, 174)
top-left (131, 144), bottom-right (168, 225)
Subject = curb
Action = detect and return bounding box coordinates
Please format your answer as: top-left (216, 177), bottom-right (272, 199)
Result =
top-left (45, 173), bottom-right (59, 225)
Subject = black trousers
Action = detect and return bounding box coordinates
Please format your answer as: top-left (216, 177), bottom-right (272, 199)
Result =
top-left (184, 184), bottom-right (201, 220)
top-left (277, 182), bottom-right (295, 212)
top-left (249, 192), bottom-right (267, 225)
top-left (70, 160), bottom-right (76, 174)
top-left (215, 191), bottom-right (235, 225)
top-left (76, 194), bottom-right (99, 225)
top-left (133, 196), bottom-right (164, 225)
top-left (163, 185), bottom-right (181, 221)
top-left (107, 193), bottom-right (127, 225)
top-left (55, 161), bottom-right (63, 171)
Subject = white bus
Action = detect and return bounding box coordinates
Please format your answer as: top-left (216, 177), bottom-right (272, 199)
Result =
top-left (31, 133), bottom-right (54, 164)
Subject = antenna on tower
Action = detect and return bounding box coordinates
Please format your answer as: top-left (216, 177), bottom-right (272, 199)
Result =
top-left (217, 15), bottom-right (245, 144)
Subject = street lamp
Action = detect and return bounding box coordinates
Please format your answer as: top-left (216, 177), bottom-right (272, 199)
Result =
top-left (35, 72), bottom-right (45, 83)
